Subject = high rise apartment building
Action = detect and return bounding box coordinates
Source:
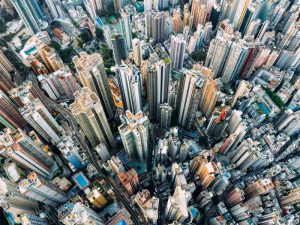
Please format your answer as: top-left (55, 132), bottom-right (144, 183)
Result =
top-left (0, 177), bottom-right (39, 215)
top-left (159, 103), bottom-right (172, 129)
top-left (0, 128), bottom-right (55, 177)
top-left (190, 154), bottom-right (219, 188)
top-left (11, 0), bottom-right (47, 34)
top-left (176, 69), bottom-right (204, 129)
top-left (117, 64), bottom-right (143, 114)
top-left (120, 12), bottom-right (133, 50)
top-left (58, 202), bottom-right (104, 225)
top-left (0, 49), bottom-right (13, 77)
top-left (191, 0), bottom-right (207, 27)
top-left (19, 172), bottom-right (68, 207)
top-left (147, 59), bottom-right (171, 119)
top-left (0, 90), bottom-right (27, 130)
top-left (111, 34), bottom-right (128, 65)
top-left (36, 41), bottom-right (64, 73)
top-left (84, 0), bottom-right (102, 20)
top-left (20, 98), bottom-right (64, 144)
top-left (205, 34), bottom-right (233, 77)
top-left (10, 80), bottom-right (50, 110)
top-left (198, 77), bottom-right (221, 118)
top-left (170, 34), bottom-right (186, 70)
top-left (118, 111), bottom-right (149, 161)
top-left (165, 186), bottom-right (189, 223)
top-left (152, 12), bottom-right (165, 43)
top-left (45, 0), bottom-right (65, 19)
top-left (38, 67), bottom-right (81, 100)
top-left (73, 52), bottom-right (115, 119)
top-left (117, 168), bottom-right (139, 196)
top-left (70, 88), bottom-right (115, 149)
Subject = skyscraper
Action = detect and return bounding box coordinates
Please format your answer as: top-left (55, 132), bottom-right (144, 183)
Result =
top-left (152, 12), bottom-right (165, 43)
top-left (0, 49), bottom-right (13, 77)
top-left (231, 80), bottom-right (251, 107)
top-left (165, 186), bottom-right (189, 223)
top-left (36, 41), bottom-right (64, 73)
top-left (245, 19), bottom-right (261, 37)
top-left (145, 12), bottom-right (152, 38)
top-left (279, 21), bottom-right (300, 52)
top-left (70, 87), bottom-right (115, 149)
top-left (84, 0), bottom-right (102, 20)
top-left (189, 154), bottom-right (219, 188)
top-left (21, 214), bottom-right (50, 225)
top-left (281, 188), bottom-right (300, 207)
top-left (20, 98), bottom-right (64, 144)
top-left (147, 59), bottom-right (171, 119)
top-left (11, 0), bottom-right (47, 34)
top-left (37, 67), bottom-right (81, 100)
top-left (111, 34), bottom-right (128, 65)
top-left (132, 38), bottom-right (141, 66)
top-left (209, 4), bottom-right (221, 29)
top-left (103, 25), bottom-right (113, 48)
top-left (57, 136), bottom-right (86, 171)
top-left (191, 0), bottom-right (207, 27)
top-left (0, 67), bottom-right (17, 95)
top-left (45, 0), bottom-right (61, 19)
top-left (159, 103), bottom-right (172, 129)
top-left (0, 128), bottom-right (55, 177)
top-left (58, 202), bottom-right (104, 225)
top-left (244, 179), bottom-right (274, 200)
top-left (183, 4), bottom-right (191, 27)
top-left (73, 52), bottom-right (115, 119)
top-left (170, 34), bottom-right (186, 70)
top-left (117, 64), bottom-right (142, 114)
top-left (19, 172), bottom-right (68, 206)
top-left (117, 168), bottom-right (139, 196)
top-left (221, 40), bottom-right (249, 84)
top-left (232, 0), bottom-right (250, 30)
top-left (118, 111), bottom-right (149, 161)
top-left (0, 177), bottom-right (39, 215)
top-left (226, 110), bottom-right (243, 135)
top-left (198, 77), bottom-right (221, 118)
top-left (0, 90), bottom-right (27, 130)
top-left (205, 34), bottom-right (233, 77)
top-left (176, 69), bottom-right (204, 130)
top-left (10, 80), bottom-right (51, 111)
top-left (231, 138), bottom-right (261, 171)
top-left (120, 12), bottom-right (133, 50)
top-left (206, 107), bottom-right (230, 141)
top-left (173, 8), bottom-right (183, 33)
top-left (144, 0), bottom-right (152, 12)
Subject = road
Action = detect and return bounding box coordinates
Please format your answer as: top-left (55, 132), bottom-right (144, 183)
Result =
top-left (28, 74), bottom-right (143, 225)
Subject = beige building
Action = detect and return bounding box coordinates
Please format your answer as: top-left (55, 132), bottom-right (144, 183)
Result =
top-left (70, 87), bottom-right (115, 149)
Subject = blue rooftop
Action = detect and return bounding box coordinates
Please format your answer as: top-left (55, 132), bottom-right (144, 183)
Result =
top-left (116, 219), bottom-right (127, 225)
top-left (73, 173), bottom-right (89, 189)
top-left (96, 17), bottom-right (104, 27)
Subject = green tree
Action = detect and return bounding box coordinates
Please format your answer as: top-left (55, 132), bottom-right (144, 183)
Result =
top-left (132, 32), bottom-right (137, 39)
top-left (59, 47), bottom-right (77, 64)
top-left (191, 49), bottom-right (207, 62)
top-left (50, 20), bottom-right (61, 29)
top-left (3, 49), bottom-right (30, 74)
top-left (2, 9), bottom-right (14, 22)
top-left (2, 33), bottom-right (14, 42)
top-left (102, 2), bottom-right (120, 18)
top-left (50, 40), bottom-right (61, 51)
top-left (262, 87), bottom-right (285, 109)
top-left (101, 45), bottom-right (112, 60)
top-left (79, 29), bottom-right (93, 43)
top-left (0, 21), bottom-right (7, 33)
top-left (95, 27), bottom-right (104, 40)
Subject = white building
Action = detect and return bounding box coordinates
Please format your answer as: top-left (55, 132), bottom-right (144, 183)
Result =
top-left (170, 34), bottom-right (186, 70)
